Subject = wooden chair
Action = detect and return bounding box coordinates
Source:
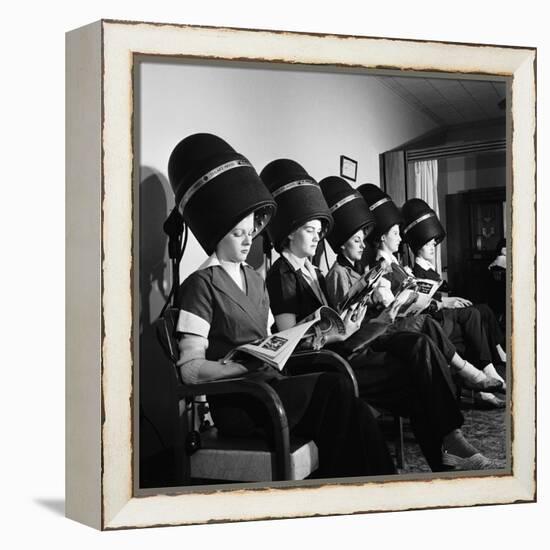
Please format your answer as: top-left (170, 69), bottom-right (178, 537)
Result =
top-left (155, 308), bottom-right (359, 484)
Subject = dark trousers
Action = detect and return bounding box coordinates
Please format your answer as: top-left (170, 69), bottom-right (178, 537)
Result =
top-left (376, 313), bottom-right (457, 362)
top-left (475, 303), bottom-right (505, 360)
top-left (349, 331), bottom-right (464, 471)
top-left (433, 306), bottom-right (493, 369)
top-left (210, 371), bottom-right (396, 478)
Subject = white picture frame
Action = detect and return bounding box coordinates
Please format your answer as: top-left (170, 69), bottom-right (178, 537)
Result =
top-left (66, 19), bottom-right (536, 530)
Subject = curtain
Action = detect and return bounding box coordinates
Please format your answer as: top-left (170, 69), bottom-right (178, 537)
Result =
top-left (414, 160), bottom-right (441, 272)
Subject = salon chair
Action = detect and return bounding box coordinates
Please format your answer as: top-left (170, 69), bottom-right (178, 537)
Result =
top-left (156, 307), bottom-right (362, 484)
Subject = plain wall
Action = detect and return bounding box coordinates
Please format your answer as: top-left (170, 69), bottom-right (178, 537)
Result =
top-left (137, 59), bottom-right (438, 474)
top-left (138, 60), bottom-right (438, 281)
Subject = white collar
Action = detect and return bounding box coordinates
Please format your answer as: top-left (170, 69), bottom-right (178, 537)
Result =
top-left (282, 250), bottom-right (312, 272)
top-left (282, 250), bottom-right (321, 283)
top-left (489, 255), bottom-right (506, 270)
top-left (282, 250), bottom-right (327, 305)
top-left (415, 256), bottom-right (435, 271)
top-left (376, 249), bottom-right (398, 265)
top-left (197, 252), bottom-right (250, 272)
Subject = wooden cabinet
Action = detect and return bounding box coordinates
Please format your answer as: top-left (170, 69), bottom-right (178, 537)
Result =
top-left (446, 187), bottom-right (506, 303)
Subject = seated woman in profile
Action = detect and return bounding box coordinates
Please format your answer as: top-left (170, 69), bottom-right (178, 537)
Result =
top-left (489, 239), bottom-right (507, 271)
top-left (358, 185), bottom-right (503, 399)
top-left (262, 162), bottom-right (500, 472)
top-left (401, 198), bottom-right (507, 408)
top-left (168, 133), bottom-right (396, 479)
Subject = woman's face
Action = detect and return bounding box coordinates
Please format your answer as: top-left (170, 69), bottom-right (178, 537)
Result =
top-left (380, 224), bottom-right (401, 254)
top-left (216, 213), bottom-right (255, 263)
top-left (341, 229), bottom-right (365, 262)
top-left (288, 219), bottom-right (322, 258)
top-left (417, 238), bottom-right (436, 262)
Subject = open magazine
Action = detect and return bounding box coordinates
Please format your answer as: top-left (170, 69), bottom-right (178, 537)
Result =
top-left (223, 306), bottom-right (346, 371)
top-left (389, 274), bottom-right (443, 318)
top-left (337, 258), bottom-right (389, 313)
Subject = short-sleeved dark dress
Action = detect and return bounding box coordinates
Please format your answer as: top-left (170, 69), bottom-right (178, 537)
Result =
top-left (176, 260), bottom-right (395, 478)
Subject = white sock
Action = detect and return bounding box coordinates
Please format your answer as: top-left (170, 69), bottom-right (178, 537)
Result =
top-left (497, 344), bottom-right (507, 363)
top-left (483, 363), bottom-right (504, 382)
top-left (453, 359), bottom-right (486, 382)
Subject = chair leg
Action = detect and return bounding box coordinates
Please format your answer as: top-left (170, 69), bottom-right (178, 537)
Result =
top-left (394, 415), bottom-right (405, 470)
top-left (176, 399), bottom-right (191, 485)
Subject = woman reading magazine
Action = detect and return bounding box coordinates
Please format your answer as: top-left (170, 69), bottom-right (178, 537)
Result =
top-left (400, 198), bottom-right (507, 408)
top-left (169, 133), bottom-right (395, 478)
top-left (263, 165), bottom-right (500, 471)
top-left (358, 184), bottom-right (503, 397)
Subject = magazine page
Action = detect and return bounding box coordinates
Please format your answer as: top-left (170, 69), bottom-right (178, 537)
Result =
top-left (313, 305), bottom-right (347, 339)
top-left (224, 318), bottom-right (318, 370)
top-left (338, 259), bottom-right (389, 312)
top-left (223, 306), bottom-right (345, 371)
top-left (394, 277), bottom-right (442, 317)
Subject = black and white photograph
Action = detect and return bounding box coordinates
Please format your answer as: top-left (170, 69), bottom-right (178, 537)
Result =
top-left (57, 9), bottom-right (541, 536)
top-left (137, 58), bottom-right (511, 489)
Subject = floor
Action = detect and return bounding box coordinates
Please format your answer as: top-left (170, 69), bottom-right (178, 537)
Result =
top-left (386, 392), bottom-right (508, 473)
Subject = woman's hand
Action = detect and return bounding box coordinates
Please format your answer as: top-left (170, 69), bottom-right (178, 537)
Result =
top-left (377, 289), bottom-right (413, 323)
top-left (372, 281), bottom-right (395, 308)
top-left (220, 360), bottom-right (251, 378)
top-left (343, 302), bottom-right (368, 337)
top-left (443, 296), bottom-right (472, 308)
top-left (325, 303), bottom-right (367, 344)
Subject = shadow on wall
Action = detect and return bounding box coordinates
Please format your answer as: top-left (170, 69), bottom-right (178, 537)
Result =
top-left (139, 167), bottom-right (180, 488)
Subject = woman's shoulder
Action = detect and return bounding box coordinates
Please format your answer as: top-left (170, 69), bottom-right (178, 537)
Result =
top-left (182, 267), bottom-right (213, 285)
top-left (267, 256), bottom-right (294, 280)
top-left (178, 268), bottom-right (214, 298)
top-left (326, 261), bottom-right (347, 280)
top-left (266, 256), bottom-right (298, 306)
top-left (413, 262), bottom-right (440, 280)
top-left (242, 263), bottom-right (266, 287)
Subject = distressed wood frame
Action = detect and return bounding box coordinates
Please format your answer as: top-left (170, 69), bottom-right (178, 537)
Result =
top-left (66, 19), bottom-right (536, 530)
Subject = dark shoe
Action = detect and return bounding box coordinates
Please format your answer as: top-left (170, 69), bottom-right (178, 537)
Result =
top-left (442, 452), bottom-right (501, 471)
top-left (473, 392), bottom-right (506, 409)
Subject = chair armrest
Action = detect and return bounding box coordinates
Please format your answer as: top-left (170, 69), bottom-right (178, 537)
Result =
top-left (178, 376), bottom-right (289, 432)
top-left (177, 376), bottom-right (291, 480)
top-left (286, 349), bottom-right (359, 397)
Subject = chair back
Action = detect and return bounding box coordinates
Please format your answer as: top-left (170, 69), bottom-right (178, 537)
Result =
top-left (155, 308), bottom-right (180, 365)
top-left (155, 308), bottom-right (185, 390)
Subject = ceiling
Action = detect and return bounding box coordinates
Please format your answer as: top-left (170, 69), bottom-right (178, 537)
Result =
top-left (376, 76), bottom-right (506, 127)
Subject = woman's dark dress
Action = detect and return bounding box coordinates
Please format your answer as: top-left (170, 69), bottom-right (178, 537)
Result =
top-left (176, 262), bottom-right (395, 478)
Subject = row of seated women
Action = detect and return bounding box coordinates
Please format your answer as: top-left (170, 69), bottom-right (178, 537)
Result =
top-left (168, 132), bottom-right (506, 479)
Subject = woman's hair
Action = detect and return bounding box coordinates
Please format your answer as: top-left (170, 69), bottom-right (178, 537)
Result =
top-left (410, 238), bottom-right (429, 257)
top-left (281, 218), bottom-right (330, 251)
top-left (370, 230), bottom-right (384, 249)
top-left (253, 205), bottom-right (272, 236)
top-left (495, 238), bottom-right (506, 255)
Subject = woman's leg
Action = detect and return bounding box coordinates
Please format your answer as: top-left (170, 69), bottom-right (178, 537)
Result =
top-left (419, 316), bottom-right (502, 392)
top-left (350, 333), bottom-right (499, 471)
top-left (447, 307), bottom-right (493, 369)
top-left (475, 303), bottom-right (506, 363)
top-left (350, 335), bottom-right (463, 471)
top-left (291, 372), bottom-right (396, 478)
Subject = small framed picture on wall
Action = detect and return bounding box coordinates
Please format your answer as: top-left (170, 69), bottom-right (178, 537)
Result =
top-left (340, 155), bottom-right (358, 181)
